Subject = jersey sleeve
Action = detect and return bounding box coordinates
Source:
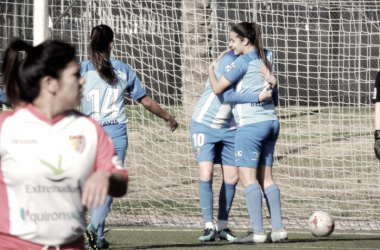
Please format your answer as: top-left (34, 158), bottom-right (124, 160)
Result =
top-left (374, 71), bottom-right (380, 103)
top-left (222, 85), bottom-right (259, 103)
top-left (91, 120), bottom-right (129, 180)
top-left (222, 57), bottom-right (248, 85)
top-left (0, 88), bottom-right (10, 107)
top-left (126, 67), bottom-right (147, 100)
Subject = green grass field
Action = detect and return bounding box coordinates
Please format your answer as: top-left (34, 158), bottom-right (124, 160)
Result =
top-left (97, 226), bottom-right (380, 250)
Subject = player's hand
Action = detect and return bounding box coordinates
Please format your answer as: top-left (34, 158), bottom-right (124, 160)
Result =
top-left (209, 60), bottom-right (218, 70)
top-left (209, 49), bottom-right (231, 70)
top-left (166, 115), bottom-right (178, 132)
top-left (260, 64), bottom-right (277, 88)
top-left (259, 84), bottom-right (273, 102)
top-left (217, 49), bottom-right (231, 61)
top-left (374, 130), bottom-right (380, 160)
top-left (82, 170), bottom-right (111, 209)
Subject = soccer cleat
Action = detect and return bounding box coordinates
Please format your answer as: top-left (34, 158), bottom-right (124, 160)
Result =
top-left (97, 238), bottom-right (110, 249)
top-left (198, 228), bottom-right (216, 242)
top-left (217, 228), bottom-right (238, 242)
top-left (84, 228), bottom-right (99, 250)
top-left (266, 228), bottom-right (288, 243)
top-left (233, 230), bottom-right (267, 243)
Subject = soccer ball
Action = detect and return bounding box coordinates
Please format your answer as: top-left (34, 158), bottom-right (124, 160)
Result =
top-left (307, 211), bottom-right (335, 237)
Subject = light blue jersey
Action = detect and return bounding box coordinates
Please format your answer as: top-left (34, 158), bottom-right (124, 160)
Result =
top-left (192, 51), bottom-right (238, 130)
top-left (223, 49), bottom-right (277, 126)
top-left (80, 59), bottom-right (146, 126)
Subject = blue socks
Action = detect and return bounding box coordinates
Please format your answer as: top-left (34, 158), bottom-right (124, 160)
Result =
top-left (218, 182), bottom-right (236, 221)
top-left (199, 180), bottom-right (213, 223)
top-left (244, 183), bottom-right (263, 232)
top-left (264, 184), bottom-right (283, 230)
top-left (91, 195), bottom-right (114, 240)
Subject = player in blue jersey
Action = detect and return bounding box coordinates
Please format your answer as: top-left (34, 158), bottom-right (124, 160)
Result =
top-left (0, 88), bottom-right (10, 107)
top-left (192, 50), bottom-right (274, 242)
top-left (207, 22), bottom-right (287, 243)
top-left (80, 24), bottom-right (178, 249)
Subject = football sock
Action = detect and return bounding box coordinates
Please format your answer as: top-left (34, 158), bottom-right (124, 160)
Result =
top-left (91, 195), bottom-right (113, 239)
top-left (244, 183), bottom-right (263, 232)
top-left (264, 184), bottom-right (283, 230)
top-left (199, 180), bottom-right (213, 223)
top-left (217, 182), bottom-right (236, 222)
top-left (216, 220), bottom-right (228, 232)
top-left (205, 222), bottom-right (214, 230)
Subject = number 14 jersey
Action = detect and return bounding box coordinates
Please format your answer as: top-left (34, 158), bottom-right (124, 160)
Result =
top-left (80, 59), bottom-right (147, 126)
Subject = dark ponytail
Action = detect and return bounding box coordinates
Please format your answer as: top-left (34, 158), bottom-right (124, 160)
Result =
top-left (89, 24), bottom-right (117, 84)
top-left (2, 40), bottom-right (31, 106)
top-left (1, 39), bottom-right (76, 106)
top-left (231, 22), bottom-right (272, 73)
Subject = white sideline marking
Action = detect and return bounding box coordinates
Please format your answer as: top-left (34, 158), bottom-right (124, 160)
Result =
top-left (109, 228), bottom-right (380, 236)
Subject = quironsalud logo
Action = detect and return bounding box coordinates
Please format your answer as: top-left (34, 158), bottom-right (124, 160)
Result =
top-left (20, 207), bottom-right (29, 221)
top-left (40, 155), bottom-right (71, 182)
top-left (20, 206), bottom-right (85, 223)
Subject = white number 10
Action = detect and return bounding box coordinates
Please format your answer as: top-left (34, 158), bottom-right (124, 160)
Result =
top-left (87, 88), bottom-right (120, 120)
top-left (192, 133), bottom-right (205, 147)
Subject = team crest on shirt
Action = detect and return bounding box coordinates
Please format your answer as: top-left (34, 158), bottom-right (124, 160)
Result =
top-left (194, 147), bottom-right (201, 158)
top-left (252, 152), bottom-right (260, 161)
top-left (69, 135), bottom-right (86, 153)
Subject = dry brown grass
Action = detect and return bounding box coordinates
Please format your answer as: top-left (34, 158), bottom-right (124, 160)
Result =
top-left (108, 105), bottom-right (380, 229)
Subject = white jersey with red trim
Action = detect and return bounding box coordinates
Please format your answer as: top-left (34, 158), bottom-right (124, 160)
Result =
top-left (0, 104), bottom-right (128, 248)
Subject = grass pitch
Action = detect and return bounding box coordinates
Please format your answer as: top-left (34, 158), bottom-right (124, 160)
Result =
top-left (98, 226), bottom-right (380, 250)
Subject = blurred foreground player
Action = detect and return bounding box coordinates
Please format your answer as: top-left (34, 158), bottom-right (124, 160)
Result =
top-left (0, 39), bottom-right (128, 250)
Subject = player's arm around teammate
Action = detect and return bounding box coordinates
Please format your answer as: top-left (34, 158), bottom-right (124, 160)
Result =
top-left (373, 71), bottom-right (380, 159)
top-left (0, 39), bottom-right (128, 250)
top-left (193, 50), bottom-right (273, 242)
top-left (207, 22), bottom-right (287, 244)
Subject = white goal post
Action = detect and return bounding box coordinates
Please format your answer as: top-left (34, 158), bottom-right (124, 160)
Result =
top-left (0, 0), bottom-right (379, 230)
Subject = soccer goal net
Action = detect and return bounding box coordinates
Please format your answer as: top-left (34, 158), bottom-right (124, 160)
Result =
top-left (1, 0), bottom-right (380, 230)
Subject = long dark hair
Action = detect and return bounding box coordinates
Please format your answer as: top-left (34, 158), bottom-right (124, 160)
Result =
top-left (1, 39), bottom-right (76, 106)
top-left (89, 24), bottom-right (117, 84)
top-left (231, 22), bottom-right (272, 73)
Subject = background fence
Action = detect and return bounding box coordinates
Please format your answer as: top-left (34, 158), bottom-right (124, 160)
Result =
top-left (1, 0), bottom-right (380, 230)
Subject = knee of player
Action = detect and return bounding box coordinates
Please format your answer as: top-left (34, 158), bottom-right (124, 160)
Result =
top-left (199, 170), bottom-right (213, 182)
top-left (258, 175), bottom-right (274, 186)
top-left (223, 174), bottom-right (239, 185)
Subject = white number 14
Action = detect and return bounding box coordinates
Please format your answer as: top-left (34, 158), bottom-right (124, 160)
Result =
top-left (87, 88), bottom-right (120, 120)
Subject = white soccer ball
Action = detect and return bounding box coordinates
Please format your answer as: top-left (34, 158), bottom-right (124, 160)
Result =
top-left (307, 211), bottom-right (335, 237)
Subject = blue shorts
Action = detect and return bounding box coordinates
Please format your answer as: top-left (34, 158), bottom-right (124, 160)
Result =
top-left (190, 120), bottom-right (236, 166)
top-left (235, 120), bottom-right (279, 168)
top-left (102, 123), bottom-right (128, 162)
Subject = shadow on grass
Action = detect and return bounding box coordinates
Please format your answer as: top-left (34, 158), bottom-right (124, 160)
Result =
top-left (109, 242), bottom-right (227, 249)
top-left (285, 237), bottom-right (380, 243)
top-left (108, 237), bottom-right (380, 249)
